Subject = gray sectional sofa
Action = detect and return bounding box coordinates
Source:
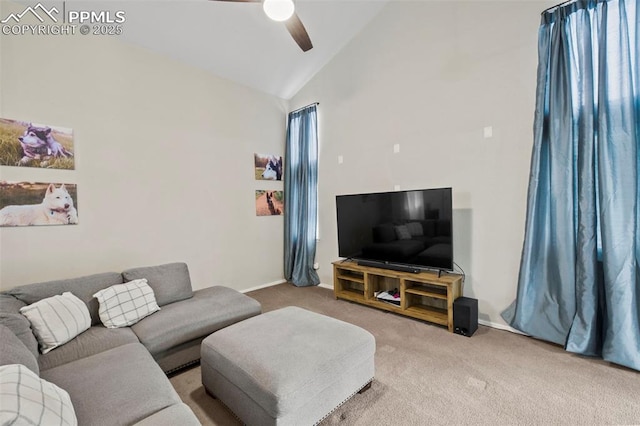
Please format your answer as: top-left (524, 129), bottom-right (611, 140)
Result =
top-left (0, 262), bottom-right (262, 425)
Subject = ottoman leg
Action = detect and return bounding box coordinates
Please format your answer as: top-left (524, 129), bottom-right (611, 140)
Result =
top-left (358, 381), bottom-right (372, 394)
top-left (204, 387), bottom-right (217, 399)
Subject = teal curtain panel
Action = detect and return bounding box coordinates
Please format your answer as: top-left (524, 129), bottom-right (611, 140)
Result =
top-left (284, 104), bottom-right (321, 287)
top-left (503, 0), bottom-right (640, 371)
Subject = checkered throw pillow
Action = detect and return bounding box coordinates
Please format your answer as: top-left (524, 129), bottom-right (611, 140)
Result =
top-left (20, 292), bottom-right (91, 354)
top-left (0, 364), bottom-right (77, 426)
top-left (93, 279), bottom-right (160, 328)
top-left (395, 225), bottom-right (412, 240)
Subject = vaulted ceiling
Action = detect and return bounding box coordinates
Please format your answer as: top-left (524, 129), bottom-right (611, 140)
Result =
top-left (112, 0), bottom-right (388, 99)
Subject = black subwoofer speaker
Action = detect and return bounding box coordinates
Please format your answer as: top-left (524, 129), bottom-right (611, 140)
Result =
top-left (453, 297), bottom-right (478, 337)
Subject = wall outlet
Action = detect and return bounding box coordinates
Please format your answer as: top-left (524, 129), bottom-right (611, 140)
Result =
top-left (393, 144), bottom-right (400, 153)
top-left (394, 185), bottom-right (401, 191)
top-left (483, 126), bottom-right (493, 138)
top-left (338, 155), bottom-right (343, 164)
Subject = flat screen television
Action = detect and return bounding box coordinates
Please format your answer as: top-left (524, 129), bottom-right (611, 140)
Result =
top-left (336, 188), bottom-right (453, 272)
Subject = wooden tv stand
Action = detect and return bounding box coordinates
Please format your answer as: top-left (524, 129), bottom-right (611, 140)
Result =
top-left (332, 260), bottom-right (463, 332)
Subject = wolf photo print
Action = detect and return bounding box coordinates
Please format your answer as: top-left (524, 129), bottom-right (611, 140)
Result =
top-left (254, 153), bottom-right (283, 181)
top-left (0, 182), bottom-right (79, 227)
top-left (0, 118), bottom-right (74, 169)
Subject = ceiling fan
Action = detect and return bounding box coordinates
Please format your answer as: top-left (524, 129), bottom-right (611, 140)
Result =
top-left (211, 0), bottom-right (313, 52)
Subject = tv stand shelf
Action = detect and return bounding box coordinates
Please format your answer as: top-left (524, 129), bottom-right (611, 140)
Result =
top-left (333, 260), bottom-right (463, 332)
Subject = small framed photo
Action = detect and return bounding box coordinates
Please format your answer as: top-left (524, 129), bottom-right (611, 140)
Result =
top-left (254, 153), bottom-right (283, 181)
top-left (255, 190), bottom-right (284, 216)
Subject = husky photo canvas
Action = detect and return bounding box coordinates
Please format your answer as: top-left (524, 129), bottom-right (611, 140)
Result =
top-left (255, 190), bottom-right (284, 216)
top-left (0, 118), bottom-right (74, 169)
top-left (0, 182), bottom-right (79, 227)
top-left (254, 153), bottom-right (283, 181)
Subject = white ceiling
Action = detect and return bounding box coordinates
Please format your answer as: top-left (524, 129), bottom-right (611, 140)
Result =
top-left (103, 0), bottom-right (388, 99)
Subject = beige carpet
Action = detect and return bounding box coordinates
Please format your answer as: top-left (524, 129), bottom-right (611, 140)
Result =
top-left (170, 284), bottom-right (640, 425)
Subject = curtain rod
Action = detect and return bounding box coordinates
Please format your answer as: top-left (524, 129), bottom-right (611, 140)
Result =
top-left (542, 0), bottom-right (575, 14)
top-left (289, 102), bottom-right (319, 114)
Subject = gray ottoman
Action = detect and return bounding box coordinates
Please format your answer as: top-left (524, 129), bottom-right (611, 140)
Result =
top-left (201, 306), bottom-right (375, 426)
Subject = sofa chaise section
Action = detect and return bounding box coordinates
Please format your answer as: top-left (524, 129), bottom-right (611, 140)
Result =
top-left (132, 285), bottom-right (262, 372)
top-left (122, 262), bottom-right (262, 372)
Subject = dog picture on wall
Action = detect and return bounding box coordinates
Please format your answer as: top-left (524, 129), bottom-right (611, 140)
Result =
top-left (0, 118), bottom-right (74, 169)
top-left (254, 153), bottom-right (283, 181)
top-left (0, 181), bottom-right (79, 227)
top-left (255, 190), bottom-right (284, 216)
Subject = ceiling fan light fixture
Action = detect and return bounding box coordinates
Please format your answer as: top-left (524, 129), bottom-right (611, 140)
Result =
top-left (263, 0), bottom-right (294, 22)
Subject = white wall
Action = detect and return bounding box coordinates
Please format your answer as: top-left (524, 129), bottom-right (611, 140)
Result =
top-left (292, 1), bottom-right (554, 327)
top-left (0, 1), bottom-right (288, 291)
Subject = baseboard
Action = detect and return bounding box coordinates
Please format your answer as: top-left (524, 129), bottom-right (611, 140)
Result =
top-left (478, 319), bottom-right (528, 335)
top-left (243, 280), bottom-right (333, 294)
top-left (241, 279), bottom-right (287, 294)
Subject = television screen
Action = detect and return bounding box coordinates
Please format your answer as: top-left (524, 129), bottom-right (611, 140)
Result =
top-left (336, 188), bottom-right (453, 271)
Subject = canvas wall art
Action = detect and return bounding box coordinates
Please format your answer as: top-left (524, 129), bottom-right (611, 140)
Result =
top-left (0, 118), bottom-right (74, 169)
top-left (0, 181), bottom-right (79, 227)
top-left (254, 153), bottom-right (283, 181)
top-left (255, 190), bottom-right (284, 216)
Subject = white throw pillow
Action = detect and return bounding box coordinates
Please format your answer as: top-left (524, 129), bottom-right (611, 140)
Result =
top-left (93, 279), bottom-right (160, 328)
top-left (20, 292), bottom-right (91, 354)
top-left (0, 364), bottom-right (78, 426)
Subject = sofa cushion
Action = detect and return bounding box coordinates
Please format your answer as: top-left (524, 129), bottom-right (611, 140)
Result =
top-left (41, 343), bottom-right (182, 426)
top-left (20, 292), bottom-right (92, 354)
top-left (4, 272), bottom-right (124, 326)
top-left (94, 279), bottom-right (160, 328)
top-left (0, 325), bottom-right (39, 375)
top-left (0, 295), bottom-right (40, 357)
top-left (122, 263), bottom-right (193, 307)
top-left (372, 224), bottom-right (397, 243)
top-left (0, 293), bottom-right (28, 314)
top-left (132, 286), bottom-right (261, 356)
top-left (0, 311), bottom-right (39, 358)
top-left (39, 326), bottom-right (139, 371)
top-left (0, 364), bottom-right (77, 426)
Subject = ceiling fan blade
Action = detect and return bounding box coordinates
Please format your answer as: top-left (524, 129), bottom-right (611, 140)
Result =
top-left (284, 12), bottom-right (313, 52)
